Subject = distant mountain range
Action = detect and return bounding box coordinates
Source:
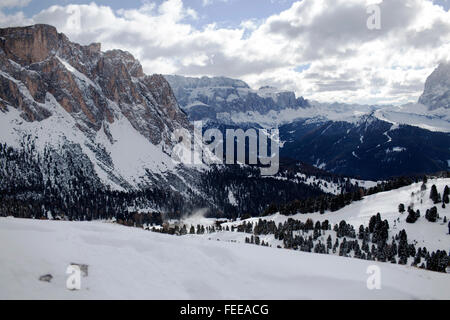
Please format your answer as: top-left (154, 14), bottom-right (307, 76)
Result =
top-left (165, 75), bottom-right (309, 121)
top-left (166, 64), bottom-right (450, 180)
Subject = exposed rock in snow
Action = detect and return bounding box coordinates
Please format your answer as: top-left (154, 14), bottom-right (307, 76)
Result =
top-left (39, 274), bottom-right (53, 283)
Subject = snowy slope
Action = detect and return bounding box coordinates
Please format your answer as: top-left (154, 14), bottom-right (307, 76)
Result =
top-left (215, 178), bottom-right (450, 253)
top-left (0, 94), bottom-right (178, 190)
top-left (267, 173), bottom-right (378, 195)
top-left (374, 104), bottom-right (450, 133)
top-left (1, 217), bottom-right (449, 300)
top-left (228, 101), bottom-right (450, 133)
top-left (229, 102), bottom-right (376, 127)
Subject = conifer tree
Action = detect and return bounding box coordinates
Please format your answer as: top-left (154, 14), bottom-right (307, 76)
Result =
top-left (430, 185), bottom-right (439, 204)
top-left (406, 208), bottom-right (418, 223)
top-left (443, 186), bottom-right (449, 204)
top-left (425, 207), bottom-right (438, 222)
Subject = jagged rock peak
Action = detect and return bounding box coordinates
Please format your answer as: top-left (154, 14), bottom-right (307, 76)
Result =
top-left (0, 24), bottom-right (190, 147)
top-left (0, 24), bottom-right (60, 65)
top-left (418, 61), bottom-right (450, 110)
top-left (0, 24), bottom-right (143, 76)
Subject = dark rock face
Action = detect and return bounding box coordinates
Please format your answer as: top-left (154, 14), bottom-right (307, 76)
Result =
top-left (419, 62), bottom-right (450, 110)
top-left (0, 24), bottom-right (190, 147)
top-left (165, 75), bottom-right (310, 121)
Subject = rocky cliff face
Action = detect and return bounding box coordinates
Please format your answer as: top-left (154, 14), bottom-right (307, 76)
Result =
top-left (0, 24), bottom-right (197, 192)
top-left (419, 62), bottom-right (450, 110)
top-left (0, 24), bottom-right (190, 147)
top-left (164, 75), bottom-right (310, 121)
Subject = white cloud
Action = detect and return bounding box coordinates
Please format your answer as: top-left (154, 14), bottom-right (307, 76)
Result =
top-left (1, 0), bottom-right (450, 105)
top-left (0, 0), bottom-right (31, 9)
top-left (202, 0), bottom-right (229, 7)
top-left (0, 10), bottom-right (31, 27)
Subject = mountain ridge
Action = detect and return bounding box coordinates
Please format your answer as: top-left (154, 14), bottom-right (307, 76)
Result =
top-left (173, 68), bottom-right (450, 179)
top-left (165, 74), bottom-right (310, 121)
top-left (0, 24), bottom-right (190, 148)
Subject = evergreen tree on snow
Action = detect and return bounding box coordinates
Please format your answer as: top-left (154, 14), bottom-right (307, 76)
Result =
top-left (430, 185), bottom-right (439, 204)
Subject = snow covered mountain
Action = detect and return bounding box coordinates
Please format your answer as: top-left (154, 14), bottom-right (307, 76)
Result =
top-left (274, 71), bottom-right (450, 179)
top-left (165, 75), bottom-right (310, 121)
top-left (0, 24), bottom-right (448, 217)
top-left (200, 114), bottom-right (450, 180)
top-left (168, 67), bottom-right (450, 179)
top-left (0, 25), bottom-right (345, 221)
top-left (278, 115), bottom-right (450, 179)
top-left (0, 24), bottom-right (199, 192)
top-left (419, 62), bottom-right (450, 110)
top-left (166, 72), bottom-right (450, 134)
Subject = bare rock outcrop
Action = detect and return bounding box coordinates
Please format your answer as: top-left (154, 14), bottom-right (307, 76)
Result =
top-left (0, 24), bottom-right (190, 147)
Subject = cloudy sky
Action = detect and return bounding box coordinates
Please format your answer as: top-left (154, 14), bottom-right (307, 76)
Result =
top-left (1, 0), bottom-right (450, 105)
